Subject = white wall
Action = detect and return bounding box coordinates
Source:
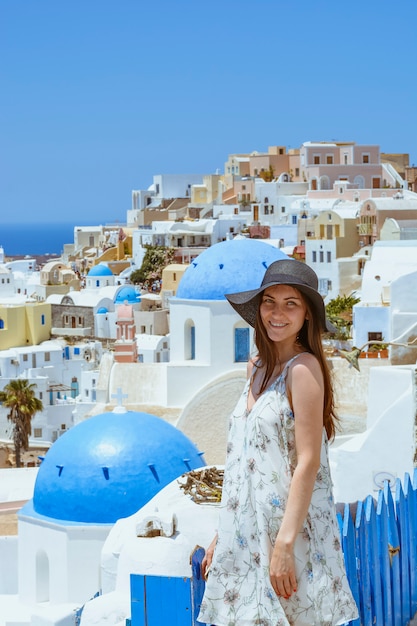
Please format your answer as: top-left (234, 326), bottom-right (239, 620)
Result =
top-left (213, 217), bottom-right (247, 241)
top-left (5, 259), bottom-right (36, 273)
top-left (0, 270), bottom-right (15, 297)
top-left (153, 174), bottom-right (204, 199)
top-left (18, 517), bottom-right (110, 604)
top-left (0, 536), bottom-right (18, 594)
top-left (329, 365), bottom-right (415, 503)
top-left (269, 224), bottom-right (298, 247)
top-left (360, 241), bottom-right (417, 304)
top-left (352, 304), bottom-right (391, 347)
top-left (108, 362), bottom-right (169, 406)
top-left (167, 299), bottom-right (250, 406)
top-left (391, 270), bottom-right (417, 338)
top-left (306, 238), bottom-right (339, 300)
top-left (131, 230), bottom-right (147, 269)
top-left (80, 369), bottom-right (100, 403)
top-left (213, 204), bottom-right (239, 218)
top-left (169, 299), bottom-right (252, 368)
top-left (95, 310), bottom-right (117, 339)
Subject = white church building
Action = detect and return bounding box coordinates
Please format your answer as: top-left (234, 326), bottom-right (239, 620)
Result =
top-left (0, 405), bottom-right (205, 626)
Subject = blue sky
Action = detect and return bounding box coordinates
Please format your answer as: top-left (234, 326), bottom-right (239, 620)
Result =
top-left (1, 0), bottom-right (416, 225)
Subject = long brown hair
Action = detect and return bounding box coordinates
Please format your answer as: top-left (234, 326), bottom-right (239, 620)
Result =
top-left (253, 290), bottom-right (338, 441)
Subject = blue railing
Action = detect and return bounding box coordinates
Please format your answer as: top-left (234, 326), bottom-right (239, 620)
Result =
top-left (128, 468), bottom-right (417, 626)
top-left (339, 468), bottom-right (417, 626)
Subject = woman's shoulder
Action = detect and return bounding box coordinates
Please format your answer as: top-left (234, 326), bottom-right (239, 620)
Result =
top-left (288, 352), bottom-right (321, 377)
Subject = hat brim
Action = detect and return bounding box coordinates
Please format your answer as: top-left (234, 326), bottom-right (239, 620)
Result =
top-left (226, 276), bottom-right (331, 332)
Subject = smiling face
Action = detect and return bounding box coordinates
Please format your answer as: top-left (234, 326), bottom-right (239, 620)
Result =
top-left (259, 284), bottom-right (308, 348)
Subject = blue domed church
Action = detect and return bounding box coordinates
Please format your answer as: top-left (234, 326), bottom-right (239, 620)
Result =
top-left (164, 238), bottom-right (287, 463)
top-left (17, 405), bottom-right (204, 608)
top-left (167, 238), bottom-right (286, 403)
top-left (85, 263), bottom-right (115, 289)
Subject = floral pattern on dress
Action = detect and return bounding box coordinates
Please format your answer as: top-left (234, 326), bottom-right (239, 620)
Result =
top-left (198, 356), bottom-right (358, 626)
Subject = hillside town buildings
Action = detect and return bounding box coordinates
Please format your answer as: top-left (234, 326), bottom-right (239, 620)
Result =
top-left (0, 138), bottom-right (417, 626)
top-left (0, 140), bottom-right (416, 441)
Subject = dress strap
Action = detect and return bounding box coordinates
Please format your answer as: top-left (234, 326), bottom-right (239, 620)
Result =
top-left (280, 352), bottom-right (307, 378)
top-left (249, 359), bottom-right (261, 384)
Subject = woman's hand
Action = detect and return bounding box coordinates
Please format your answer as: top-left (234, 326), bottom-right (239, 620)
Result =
top-left (201, 533), bottom-right (218, 580)
top-left (270, 539), bottom-right (297, 599)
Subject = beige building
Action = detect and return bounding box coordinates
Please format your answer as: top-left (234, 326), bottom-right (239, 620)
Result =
top-left (380, 152), bottom-right (409, 178)
top-left (161, 264), bottom-right (188, 295)
top-left (161, 263), bottom-right (189, 309)
top-left (190, 174), bottom-right (222, 206)
top-left (223, 177), bottom-right (255, 205)
top-left (223, 147), bottom-right (302, 201)
top-left (405, 166), bottom-right (417, 193)
top-left (0, 301), bottom-right (51, 350)
top-left (312, 205), bottom-right (360, 256)
top-left (306, 205), bottom-right (363, 301)
top-left (135, 295), bottom-right (169, 336)
top-left (249, 146), bottom-right (290, 179)
top-left (135, 198), bottom-right (191, 227)
top-left (34, 261), bottom-right (81, 301)
top-left (224, 153), bottom-right (250, 178)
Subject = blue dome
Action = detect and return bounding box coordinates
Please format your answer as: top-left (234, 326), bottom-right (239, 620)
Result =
top-left (176, 239), bottom-right (288, 300)
top-left (88, 264), bottom-right (113, 277)
top-left (31, 410), bottom-right (205, 524)
top-left (97, 307), bottom-right (108, 314)
top-left (115, 286), bottom-right (141, 304)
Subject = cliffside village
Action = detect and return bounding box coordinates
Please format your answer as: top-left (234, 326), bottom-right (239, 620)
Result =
top-left (1, 139), bottom-right (417, 626)
top-left (1, 139), bottom-right (417, 463)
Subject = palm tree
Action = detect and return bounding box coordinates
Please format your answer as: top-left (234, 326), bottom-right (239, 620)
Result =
top-left (0, 379), bottom-right (43, 467)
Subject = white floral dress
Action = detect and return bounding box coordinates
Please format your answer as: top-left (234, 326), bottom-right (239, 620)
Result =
top-left (198, 356), bottom-right (358, 626)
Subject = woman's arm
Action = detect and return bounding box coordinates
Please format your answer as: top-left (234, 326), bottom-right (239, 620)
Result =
top-left (269, 354), bottom-right (324, 599)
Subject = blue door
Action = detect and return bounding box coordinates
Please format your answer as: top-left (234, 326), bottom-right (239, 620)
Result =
top-left (235, 327), bottom-right (249, 362)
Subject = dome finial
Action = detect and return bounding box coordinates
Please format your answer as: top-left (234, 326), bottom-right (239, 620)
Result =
top-left (111, 387), bottom-right (128, 413)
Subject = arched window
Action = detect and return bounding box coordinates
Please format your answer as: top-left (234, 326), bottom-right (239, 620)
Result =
top-left (184, 319), bottom-right (196, 360)
top-left (319, 175), bottom-right (330, 190)
top-left (234, 326), bottom-right (250, 362)
top-left (264, 197), bottom-right (269, 204)
top-left (354, 175), bottom-right (365, 189)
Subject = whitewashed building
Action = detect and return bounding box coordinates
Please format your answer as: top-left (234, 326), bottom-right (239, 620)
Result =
top-left (352, 240), bottom-right (417, 353)
top-left (0, 405), bottom-right (205, 626)
top-left (0, 339), bottom-right (104, 445)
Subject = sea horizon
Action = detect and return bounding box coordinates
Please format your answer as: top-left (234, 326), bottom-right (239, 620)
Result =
top-left (0, 221), bottom-right (121, 257)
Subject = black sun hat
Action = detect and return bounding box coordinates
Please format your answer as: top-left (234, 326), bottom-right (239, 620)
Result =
top-left (225, 258), bottom-right (328, 331)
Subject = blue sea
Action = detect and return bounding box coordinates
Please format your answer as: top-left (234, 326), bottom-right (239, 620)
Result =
top-left (0, 222), bottom-right (83, 256)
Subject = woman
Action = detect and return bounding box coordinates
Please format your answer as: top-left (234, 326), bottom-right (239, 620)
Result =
top-left (198, 259), bottom-right (358, 626)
